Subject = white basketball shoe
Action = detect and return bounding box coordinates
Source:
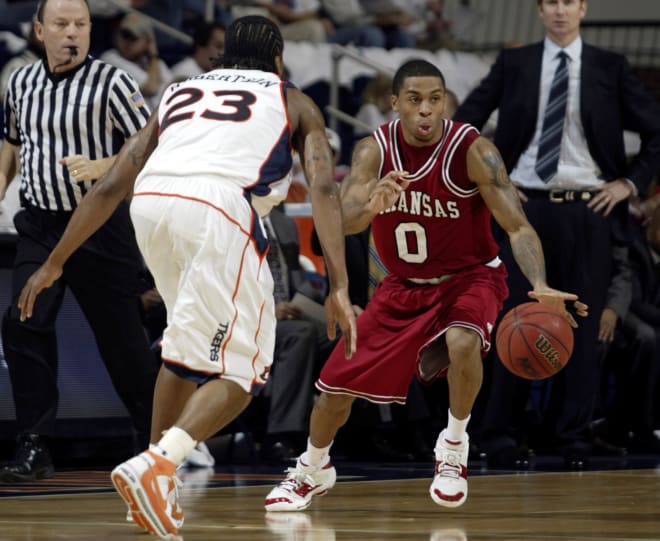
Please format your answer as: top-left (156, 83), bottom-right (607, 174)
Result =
top-left (264, 456), bottom-right (336, 511)
top-left (429, 429), bottom-right (469, 508)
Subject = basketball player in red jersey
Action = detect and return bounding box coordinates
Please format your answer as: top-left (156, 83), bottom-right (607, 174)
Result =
top-left (265, 59), bottom-right (588, 511)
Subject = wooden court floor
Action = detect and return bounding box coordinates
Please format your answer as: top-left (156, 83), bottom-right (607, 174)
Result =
top-left (0, 458), bottom-right (659, 540)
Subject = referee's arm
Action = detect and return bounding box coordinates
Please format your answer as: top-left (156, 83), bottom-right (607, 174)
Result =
top-left (18, 110), bottom-right (160, 321)
top-left (0, 140), bottom-right (18, 200)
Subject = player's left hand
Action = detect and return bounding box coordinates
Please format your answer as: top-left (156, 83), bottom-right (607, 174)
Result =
top-left (18, 260), bottom-right (63, 321)
top-left (527, 287), bottom-right (588, 328)
top-left (325, 287), bottom-right (357, 359)
top-left (587, 179), bottom-right (633, 216)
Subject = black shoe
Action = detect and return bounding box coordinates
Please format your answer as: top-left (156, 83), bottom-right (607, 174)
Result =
top-left (592, 435), bottom-right (627, 457)
top-left (0, 434), bottom-right (55, 483)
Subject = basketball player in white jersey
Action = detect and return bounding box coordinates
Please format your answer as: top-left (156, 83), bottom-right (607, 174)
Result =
top-left (16, 15), bottom-right (357, 540)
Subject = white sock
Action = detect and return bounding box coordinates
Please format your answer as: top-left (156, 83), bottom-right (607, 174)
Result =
top-left (301, 438), bottom-right (332, 468)
top-left (442, 409), bottom-right (470, 445)
top-left (151, 426), bottom-right (197, 466)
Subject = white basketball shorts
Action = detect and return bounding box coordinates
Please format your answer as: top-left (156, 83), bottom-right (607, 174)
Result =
top-left (130, 176), bottom-right (276, 394)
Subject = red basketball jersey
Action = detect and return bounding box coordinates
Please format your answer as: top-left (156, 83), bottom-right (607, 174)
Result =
top-left (371, 119), bottom-right (499, 278)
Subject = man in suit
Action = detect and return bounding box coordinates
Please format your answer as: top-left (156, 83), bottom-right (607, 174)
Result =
top-left (260, 206), bottom-right (334, 463)
top-left (454, 0), bottom-right (660, 468)
top-left (599, 205), bottom-right (660, 453)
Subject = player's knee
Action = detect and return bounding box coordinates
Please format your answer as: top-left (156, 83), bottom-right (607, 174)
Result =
top-left (315, 392), bottom-right (354, 417)
top-left (446, 327), bottom-right (481, 364)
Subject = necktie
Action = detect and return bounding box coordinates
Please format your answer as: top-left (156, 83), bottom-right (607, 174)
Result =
top-left (367, 229), bottom-right (388, 299)
top-left (535, 51), bottom-right (569, 183)
top-left (265, 222), bottom-right (289, 303)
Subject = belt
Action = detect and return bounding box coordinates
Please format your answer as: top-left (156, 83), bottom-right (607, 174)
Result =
top-left (524, 189), bottom-right (594, 203)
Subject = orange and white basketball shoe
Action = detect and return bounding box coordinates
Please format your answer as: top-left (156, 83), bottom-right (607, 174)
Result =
top-left (111, 448), bottom-right (184, 540)
top-left (264, 456), bottom-right (336, 511)
top-left (429, 430), bottom-right (469, 508)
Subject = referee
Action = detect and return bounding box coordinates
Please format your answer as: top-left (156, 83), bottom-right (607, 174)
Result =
top-left (0, 0), bottom-right (158, 482)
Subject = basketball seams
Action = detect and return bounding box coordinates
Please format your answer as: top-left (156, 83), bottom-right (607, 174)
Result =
top-left (495, 302), bottom-right (574, 380)
top-left (514, 326), bottom-right (548, 379)
top-left (518, 322), bottom-right (573, 355)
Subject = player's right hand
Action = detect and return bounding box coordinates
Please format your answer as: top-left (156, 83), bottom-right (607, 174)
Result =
top-left (366, 170), bottom-right (409, 215)
top-left (325, 287), bottom-right (357, 359)
top-left (18, 260), bottom-right (63, 321)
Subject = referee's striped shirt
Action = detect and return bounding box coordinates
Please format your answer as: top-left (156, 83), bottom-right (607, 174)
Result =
top-left (3, 56), bottom-right (151, 212)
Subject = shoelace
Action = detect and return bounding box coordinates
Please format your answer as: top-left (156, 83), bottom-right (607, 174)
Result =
top-left (279, 466), bottom-right (314, 492)
top-left (437, 448), bottom-right (462, 479)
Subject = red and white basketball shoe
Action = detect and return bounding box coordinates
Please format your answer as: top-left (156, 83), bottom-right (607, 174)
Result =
top-left (429, 429), bottom-right (469, 508)
top-left (264, 456), bottom-right (336, 511)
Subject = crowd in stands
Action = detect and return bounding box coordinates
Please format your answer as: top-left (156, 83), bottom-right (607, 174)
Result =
top-left (1, 0), bottom-right (660, 477)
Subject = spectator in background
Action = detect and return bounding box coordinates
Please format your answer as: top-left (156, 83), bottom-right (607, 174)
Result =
top-left (0, 21), bottom-right (43, 224)
top-left (354, 74), bottom-right (397, 138)
top-left (184, 0), bottom-right (232, 29)
top-left (0, 23), bottom-right (42, 102)
top-left (454, 0), bottom-right (660, 469)
top-left (389, 0), bottom-right (453, 51)
top-left (170, 19), bottom-right (225, 82)
top-left (321, 0), bottom-right (416, 49)
top-left (258, 0), bottom-right (331, 43)
top-left (101, 12), bottom-right (173, 110)
top-left (129, 0), bottom-right (185, 56)
top-left (597, 205), bottom-right (660, 454)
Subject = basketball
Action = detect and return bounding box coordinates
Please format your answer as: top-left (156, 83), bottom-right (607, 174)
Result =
top-left (495, 302), bottom-right (574, 380)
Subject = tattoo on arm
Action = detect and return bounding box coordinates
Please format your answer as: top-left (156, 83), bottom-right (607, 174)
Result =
top-left (511, 228), bottom-right (546, 285)
top-left (350, 138), bottom-right (372, 171)
top-left (305, 145), bottom-right (331, 171)
top-left (481, 149), bottom-right (511, 188)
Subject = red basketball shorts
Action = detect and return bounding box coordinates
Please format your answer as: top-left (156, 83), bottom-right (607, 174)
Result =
top-left (316, 262), bottom-right (508, 404)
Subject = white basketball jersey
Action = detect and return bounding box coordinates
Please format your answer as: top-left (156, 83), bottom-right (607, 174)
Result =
top-left (136, 69), bottom-right (293, 217)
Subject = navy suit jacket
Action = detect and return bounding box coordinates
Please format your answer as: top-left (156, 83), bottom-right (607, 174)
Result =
top-left (454, 41), bottom-right (660, 194)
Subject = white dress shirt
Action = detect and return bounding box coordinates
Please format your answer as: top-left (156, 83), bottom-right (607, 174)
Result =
top-left (510, 36), bottom-right (604, 191)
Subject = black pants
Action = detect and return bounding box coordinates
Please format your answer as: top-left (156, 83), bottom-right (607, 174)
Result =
top-left (1, 203), bottom-right (158, 447)
top-left (476, 196), bottom-right (617, 454)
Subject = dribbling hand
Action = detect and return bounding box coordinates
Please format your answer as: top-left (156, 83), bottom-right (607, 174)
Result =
top-left (527, 287), bottom-right (588, 329)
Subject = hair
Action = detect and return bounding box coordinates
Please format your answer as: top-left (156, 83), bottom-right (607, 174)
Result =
top-left (36, 0), bottom-right (90, 22)
top-left (212, 15), bottom-right (282, 73)
top-left (193, 20), bottom-right (225, 49)
top-left (392, 59), bottom-right (445, 95)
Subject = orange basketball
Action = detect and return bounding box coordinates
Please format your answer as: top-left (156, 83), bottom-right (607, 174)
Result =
top-left (495, 302), bottom-right (574, 380)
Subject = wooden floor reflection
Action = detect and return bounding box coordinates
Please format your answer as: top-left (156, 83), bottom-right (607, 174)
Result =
top-left (1, 463), bottom-right (659, 540)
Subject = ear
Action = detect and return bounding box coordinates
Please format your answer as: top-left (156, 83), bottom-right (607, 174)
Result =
top-left (391, 94), bottom-right (399, 112)
top-left (34, 20), bottom-right (44, 43)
